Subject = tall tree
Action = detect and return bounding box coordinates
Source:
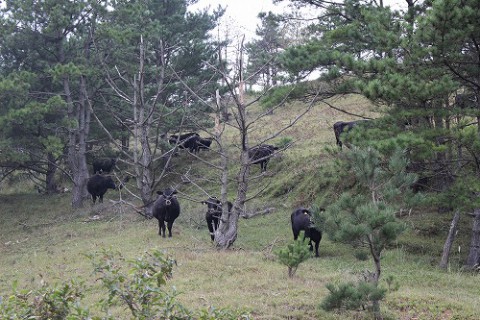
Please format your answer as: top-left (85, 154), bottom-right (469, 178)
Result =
top-left (93, 0), bottom-right (224, 206)
top-left (277, 0), bottom-right (480, 268)
top-left (245, 12), bottom-right (285, 88)
top-left (0, 0), bottom-right (109, 204)
top-left (210, 38), bottom-right (320, 248)
top-left (322, 147), bottom-right (415, 319)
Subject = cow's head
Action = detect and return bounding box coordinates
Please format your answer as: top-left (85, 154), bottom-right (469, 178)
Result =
top-left (104, 176), bottom-right (117, 190)
top-left (202, 197), bottom-right (222, 213)
top-left (157, 187), bottom-right (177, 206)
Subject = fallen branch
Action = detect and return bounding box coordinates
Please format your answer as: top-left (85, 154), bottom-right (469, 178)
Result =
top-left (241, 207), bottom-right (275, 219)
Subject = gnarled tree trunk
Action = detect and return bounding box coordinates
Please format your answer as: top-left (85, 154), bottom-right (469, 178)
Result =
top-left (465, 208), bottom-right (480, 269)
top-left (439, 210), bottom-right (460, 269)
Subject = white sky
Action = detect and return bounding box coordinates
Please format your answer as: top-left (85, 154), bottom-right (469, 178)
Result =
top-left (190, 0), bottom-right (408, 42)
top-left (190, 0), bottom-right (290, 41)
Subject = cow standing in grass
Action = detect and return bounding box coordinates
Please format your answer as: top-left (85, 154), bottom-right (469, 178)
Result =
top-left (248, 144), bottom-right (278, 172)
top-left (147, 187), bottom-right (181, 237)
top-left (87, 174), bottom-right (117, 204)
top-left (168, 132), bottom-right (200, 153)
top-left (291, 208), bottom-right (322, 257)
top-left (201, 197), bottom-right (233, 241)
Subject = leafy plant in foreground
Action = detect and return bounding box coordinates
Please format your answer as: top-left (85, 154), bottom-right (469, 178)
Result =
top-left (276, 232), bottom-right (312, 277)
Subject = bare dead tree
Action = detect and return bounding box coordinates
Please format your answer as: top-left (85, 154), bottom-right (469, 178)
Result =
top-left (211, 37), bottom-right (322, 249)
top-left (96, 35), bottom-right (182, 207)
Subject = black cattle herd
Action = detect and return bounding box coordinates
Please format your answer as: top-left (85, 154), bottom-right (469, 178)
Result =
top-left (85, 122), bottom-right (363, 257)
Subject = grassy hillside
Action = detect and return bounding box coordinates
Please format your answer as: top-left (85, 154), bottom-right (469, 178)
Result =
top-left (1, 95), bottom-right (479, 319)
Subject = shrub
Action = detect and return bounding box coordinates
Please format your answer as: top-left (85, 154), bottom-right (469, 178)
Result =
top-left (321, 281), bottom-right (386, 312)
top-left (275, 232), bottom-right (312, 277)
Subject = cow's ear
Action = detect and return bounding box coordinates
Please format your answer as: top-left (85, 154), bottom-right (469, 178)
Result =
top-left (172, 189), bottom-right (177, 194)
top-left (156, 190), bottom-right (163, 195)
top-left (216, 199), bottom-right (221, 204)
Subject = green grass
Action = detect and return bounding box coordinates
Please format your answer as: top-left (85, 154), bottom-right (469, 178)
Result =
top-left (1, 95), bottom-right (479, 319)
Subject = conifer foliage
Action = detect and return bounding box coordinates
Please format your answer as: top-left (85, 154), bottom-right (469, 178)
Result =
top-left (321, 147), bottom-right (416, 318)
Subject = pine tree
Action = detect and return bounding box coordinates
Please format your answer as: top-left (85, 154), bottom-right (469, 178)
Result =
top-left (322, 147), bottom-right (415, 318)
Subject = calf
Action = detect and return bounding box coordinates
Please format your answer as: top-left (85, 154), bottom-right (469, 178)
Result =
top-left (248, 144), bottom-right (279, 172)
top-left (147, 187), bottom-right (181, 237)
top-left (87, 174), bottom-right (117, 204)
top-left (92, 157), bottom-right (116, 174)
top-left (201, 197), bottom-right (233, 241)
top-left (291, 208), bottom-right (322, 257)
top-left (168, 132), bottom-right (200, 153)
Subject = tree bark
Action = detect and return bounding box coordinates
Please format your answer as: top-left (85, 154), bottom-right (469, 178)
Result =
top-left (45, 152), bottom-right (58, 194)
top-left (132, 37), bottom-right (155, 206)
top-left (439, 210), bottom-right (460, 269)
top-left (215, 38), bottom-right (250, 249)
top-left (215, 105), bottom-right (249, 247)
top-left (465, 208), bottom-right (480, 269)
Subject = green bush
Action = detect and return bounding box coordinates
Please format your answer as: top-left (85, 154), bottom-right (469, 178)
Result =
top-left (321, 281), bottom-right (386, 312)
top-left (275, 232), bottom-right (312, 277)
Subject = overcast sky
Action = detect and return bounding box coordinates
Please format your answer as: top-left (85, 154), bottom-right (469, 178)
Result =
top-left (189, 0), bottom-right (289, 41)
top-left (190, 0), bottom-right (408, 41)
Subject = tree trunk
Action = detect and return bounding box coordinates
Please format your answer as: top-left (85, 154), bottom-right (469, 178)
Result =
top-left (465, 208), bottom-right (480, 269)
top-left (132, 38), bottom-right (155, 206)
top-left (215, 39), bottom-right (250, 249)
top-left (215, 150), bottom-right (250, 248)
top-left (64, 75), bottom-right (90, 208)
top-left (367, 234), bottom-right (383, 320)
top-left (439, 210), bottom-right (460, 269)
top-left (45, 152), bottom-right (58, 194)
top-left (61, 30), bottom-right (92, 209)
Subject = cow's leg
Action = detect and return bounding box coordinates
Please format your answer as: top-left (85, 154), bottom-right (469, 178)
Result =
top-left (207, 217), bottom-right (215, 241)
top-left (308, 239), bottom-right (314, 253)
top-left (159, 220), bottom-right (166, 237)
top-left (293, 229), bottom-right (299, 241)
top-left (211, 218), bottom-right (220, 241)
top-left (313, 240), bottom-right (319, 257)
top-left (167, 221), bottom-right (174, 237)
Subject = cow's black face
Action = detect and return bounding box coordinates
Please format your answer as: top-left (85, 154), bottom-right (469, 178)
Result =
top-left (157, 188), bottom-right (177, 206)
top-left (105, 177), bottom-right (116, 190)
top-left (202, 197), bottom-right (222, 213)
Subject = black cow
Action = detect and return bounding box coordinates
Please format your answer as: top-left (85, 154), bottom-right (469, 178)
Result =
top-left (147, 187), bottom-right (181, 238)
top-left (248, 144), bottom-right (279, 172)
top-left (291, 208), bottom-right (322, 257)
top-left (93, 157), bottom-right (116, 174)
top-left (201, 197), bottom-right (233, 241)
top-left (197, 137), bottom-right (213, 152)
top-left (168, 132), bottom-right (200, 153)
top-left (87, 174), bottom-right (117, 204)
top-left (333, 120), bottom-right (369, 148)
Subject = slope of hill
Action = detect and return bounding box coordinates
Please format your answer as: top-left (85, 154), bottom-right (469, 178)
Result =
top-left (1, 94), bottom-right (478, 319)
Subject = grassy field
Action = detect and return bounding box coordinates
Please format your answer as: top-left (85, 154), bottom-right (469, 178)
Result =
top-left (1, 95), bottom-right (479, 319)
